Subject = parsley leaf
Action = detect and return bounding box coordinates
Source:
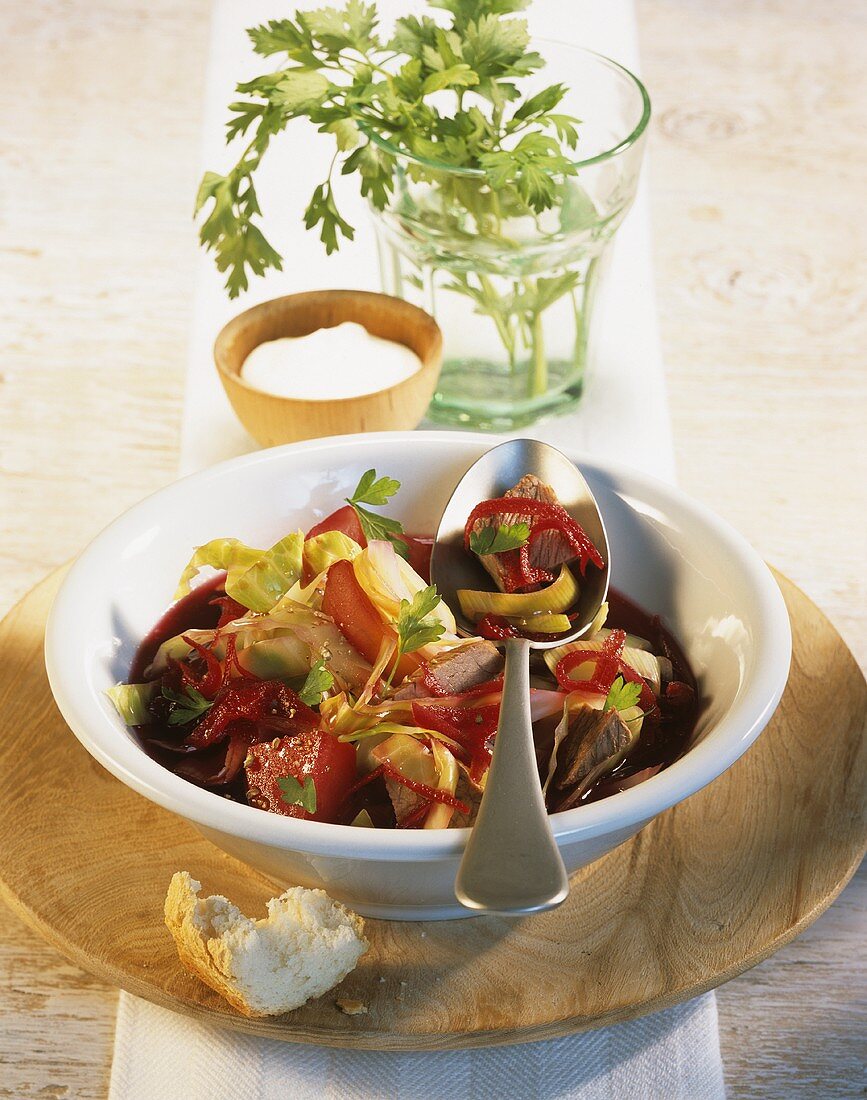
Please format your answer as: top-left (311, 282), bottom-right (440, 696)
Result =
top-left (396, 585), bottom-right (446, 655)
top-left (298, 659), bottom-right (335, 706)
top-left (345, 469), bottom-right (408, 558)
top-left (603, 676), bottom-right (642, 714)
top-left (469, 521), bottom-right (530, 555)
top-left (162, 685), bottom-right (214, 726)
top-left (277, 774), bottom-right (318, 814)
top-left (348, 469), bottom-right (401, 507)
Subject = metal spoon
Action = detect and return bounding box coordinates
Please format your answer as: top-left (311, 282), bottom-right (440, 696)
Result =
top-left (430, 439), bottom-right (610, 915)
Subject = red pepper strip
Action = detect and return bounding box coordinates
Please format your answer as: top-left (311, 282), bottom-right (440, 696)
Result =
top-left (211, 594), bottom-right (248, 628)
top-left (344, 764), bottom-right (385, 800)
top-left (379, 763), bottom-right (470, 814)
top-left (555, 629), bottom-right (625, 691)
top-left (222, 634), bottom-right (258, 682)
top-left (397, 802), bottom-right (433, 829)
top-left (554, 629), bottom-right (655, 712)
top-left (186, 681), bottom-right (315, 749)
top-left (412, 702), bottom-right (498, 785)
top-left (180, 635), bottom-right (224, 699)
top-left (476, 614), bottom-right (520, 640)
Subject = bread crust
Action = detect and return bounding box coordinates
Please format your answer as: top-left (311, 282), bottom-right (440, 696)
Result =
top-left (164, 871), bottom-right (367, 1017)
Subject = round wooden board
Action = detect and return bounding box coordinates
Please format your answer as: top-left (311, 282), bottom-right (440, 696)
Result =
top-left (0, 570), bottom-right (864, 1050)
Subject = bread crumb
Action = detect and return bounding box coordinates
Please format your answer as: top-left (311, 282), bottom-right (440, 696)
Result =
top-left (164, 872), bottom-right (367, 1018)
top-left (336, 997), bottom-right (369, 1016)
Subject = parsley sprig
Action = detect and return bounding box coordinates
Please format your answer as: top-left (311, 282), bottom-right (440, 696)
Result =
top-left (346, 468), bottom-right (409, 559)
top-left (603, 676), bottom-right (642, 714)
top-left (162, 684), bottom-right (214, 727)
top-left (298, 658), bottom-right (335, 706)
top-left (469, 521), bottom-right (530, 556)
top-left (396, 585), bottom-right (446, 656)
top-left (197, 0), bottom-right (582, 297)
top-left (278, 773), bottom-right (318, 813)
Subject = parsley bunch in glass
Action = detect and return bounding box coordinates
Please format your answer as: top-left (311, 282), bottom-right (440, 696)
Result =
top-left (196, 0), bottom-right (581, 317)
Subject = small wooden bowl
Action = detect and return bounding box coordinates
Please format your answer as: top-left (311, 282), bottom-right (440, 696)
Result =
top-left (214, 290), bottom-right (443, 447)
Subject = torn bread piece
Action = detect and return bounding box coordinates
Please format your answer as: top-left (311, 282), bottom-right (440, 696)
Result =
top-left (164, 871), bottom-right (368, 1017)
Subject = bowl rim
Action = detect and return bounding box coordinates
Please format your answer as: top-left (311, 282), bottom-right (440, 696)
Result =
top-left (45, 431), bottom-right (792, 862)
top-left (213, 289), bottom-right (443, 408)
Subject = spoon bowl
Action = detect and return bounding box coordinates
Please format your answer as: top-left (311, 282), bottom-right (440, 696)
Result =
top-left (430, 439), bottom-right (611, 916)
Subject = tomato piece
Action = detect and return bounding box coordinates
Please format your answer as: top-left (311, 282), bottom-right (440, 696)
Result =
top-left (244, 728), bottom-right (357, 823)
top-left (393, 534), bottom-right (433, 582)
top-left (306, 505), bottom-right (366, 546)
top-left (322, 559), bottom-right (418, 680)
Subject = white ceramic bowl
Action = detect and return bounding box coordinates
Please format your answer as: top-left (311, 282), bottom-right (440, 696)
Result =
top-left (45, 432), bottom-right (791, 920)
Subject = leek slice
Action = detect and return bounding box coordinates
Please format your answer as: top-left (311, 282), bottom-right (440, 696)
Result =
top-left (458, 565), bottom-right (579, 623)
top-left (593, 626), bottom-right (651, 651)
top-left (507, 612), bottom-right (571, 634)
top-left (174, 532), bottom-right (304, 613)
top-left (544, 640), bottom-right (663, 692)
top-left (106, 682), bottom-right (158, 725)
top-left (350, 809), bottom-right (375, 828)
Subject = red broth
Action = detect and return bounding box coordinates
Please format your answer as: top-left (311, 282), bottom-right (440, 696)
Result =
top-left (128, 571), bottom-right (700, 820)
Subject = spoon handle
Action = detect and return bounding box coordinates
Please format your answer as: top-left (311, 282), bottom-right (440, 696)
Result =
top-left (454, 637), bottom-right (569, 915)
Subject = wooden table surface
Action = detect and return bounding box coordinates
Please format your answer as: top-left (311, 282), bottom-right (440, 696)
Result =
top-left (0, 1), bottom-right (864, 1097)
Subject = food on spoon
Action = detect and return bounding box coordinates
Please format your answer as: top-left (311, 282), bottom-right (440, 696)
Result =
top-left (108, 468), bottom-right (699, 828)
top-left (470, 475), bottom-right (578, 591)
top-left (164, 871), bottom-right (367, 1017)
top-left (460, 474), bottom-right (605, 638)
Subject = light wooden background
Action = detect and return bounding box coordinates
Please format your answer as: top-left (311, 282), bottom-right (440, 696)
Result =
top-left (0, 0), bottom-right (864, 1096)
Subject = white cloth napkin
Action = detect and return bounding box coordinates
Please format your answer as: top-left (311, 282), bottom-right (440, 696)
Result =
top-left (109, 1), bottom-right (725, 1096)
top-left (110, 992), bottom-right (724, 1100)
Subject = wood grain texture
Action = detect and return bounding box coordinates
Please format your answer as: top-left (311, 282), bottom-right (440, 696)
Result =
top-left (0, 0), bottom-right (864, 1093)
top-left (0, 569), bottom-right (863, 1051)
top-left (214, 291), bottom-right (443, 446)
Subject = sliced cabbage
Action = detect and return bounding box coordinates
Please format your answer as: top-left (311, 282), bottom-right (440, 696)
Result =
top-left (370, 732), bottom-right (460, 830)
top-left (426, 739), bottom-right (460, 829)
top-left (303, 531), bottom-right (361, 576)
top-left (353, 540), bottom-right (457, 645)
top-left (350, 809), bottom-right (375, 828)
top-left (281, 569), bottom-right (328, 609)
top-left (149, 598), bottom-right (371, 690)
top-left (174, 532), bottom-right (304, 613)
top-left (458, 565), bottom-right (579, 623)
top-left (106, 682), bottom-right (158, 725)
top-left (237, 635), bottom-right (309, 680)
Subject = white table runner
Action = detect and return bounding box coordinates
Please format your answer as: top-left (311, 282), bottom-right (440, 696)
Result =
top-left (109, 1), bottom-right (724, 1096)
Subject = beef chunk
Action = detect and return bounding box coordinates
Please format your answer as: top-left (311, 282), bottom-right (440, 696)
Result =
top-left (553, 704), bottom-right (635, 811)
top-left (472, 474), bottom-right (575, 592)
top-left (385, 775), bottom-right (424, 825)
top-left (385, 769), bottom-right (482, 828)
top-left (394, 639), bottom-right (503, 699)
